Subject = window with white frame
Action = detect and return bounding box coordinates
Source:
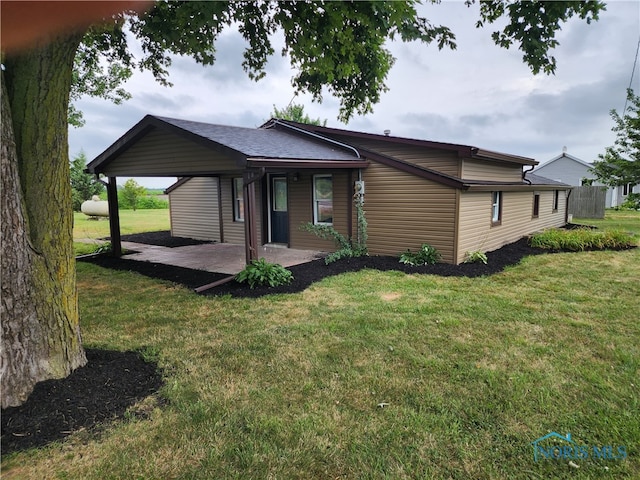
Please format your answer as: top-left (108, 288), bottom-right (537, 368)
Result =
top-left (233, 177), bottom-right (244, 222)
top-left (313, 175), bottom-right (333, 225)
top-left (553, 190), bottom-right (560, 212)
top-left (623, 183), bottom-right (635, 195)
top-left (491, 191), bottom-right (502, 225)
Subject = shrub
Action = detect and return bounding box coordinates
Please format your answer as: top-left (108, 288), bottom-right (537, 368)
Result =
top-left (137, 196), bottom-right (169, 209)
top-left (399, 243), bottom-right (441, 266)
top-left (302, 223), bottom-right (367, 264)
top-left (464, 250), bottom-right (488, 264)
top-left (530, 228), bottom-right (636, 251)
top-left (235, 258), bottom-right (294, 289)
top-left (620, 193), bottom-right (640, 210)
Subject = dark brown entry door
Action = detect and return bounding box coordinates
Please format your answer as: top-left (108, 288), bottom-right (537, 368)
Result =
top-left (270, 176), bottom-right (289, 244)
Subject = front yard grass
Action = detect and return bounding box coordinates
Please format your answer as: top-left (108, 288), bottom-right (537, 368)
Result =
top-left (73, 209), bottom-right (170, 255)
top-left (574, 209), bottom-right (640, 236)
top-left (4, 216), bottom-right (639, 479)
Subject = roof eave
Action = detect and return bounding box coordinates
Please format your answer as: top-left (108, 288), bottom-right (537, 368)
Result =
top-left (464, 183), bottom-right (572, 192)
top-left (246, 158), bottom-right (370, 169)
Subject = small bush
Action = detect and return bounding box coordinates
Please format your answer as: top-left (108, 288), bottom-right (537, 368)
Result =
top-left (620, 193), bottom-right (640, 210)
top-left (94, 242), bottom-right (113, 254)
top-left (464, 250), bottom-right (488, 264)
top-left (302, 223), bottom-right (367, 264)
top-left (235, 258), bottom-right (294, 289)
top-left (530, 228), bottom-right (637, 251)
top-left (399, 243), bottom-right (441, 266)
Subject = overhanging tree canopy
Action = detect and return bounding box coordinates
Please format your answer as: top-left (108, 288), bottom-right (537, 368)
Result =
top-left (1, 0), bottom-right (606, 408)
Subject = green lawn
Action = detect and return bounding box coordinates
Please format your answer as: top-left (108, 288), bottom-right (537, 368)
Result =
top-left (74, 209), bottom-right (170, 254)
top-left (4, 216), bottom-right (639, 479)
top-left (73, 209), bottom-right (170, 240)
top-left (574, 209), bottom-right (640, 236)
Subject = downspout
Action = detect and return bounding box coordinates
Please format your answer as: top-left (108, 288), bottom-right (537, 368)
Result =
top-left (266, 119), bottom-right (361, 159)
top-left (522, 165), bottom-right (534, 185)
top-left (565, 188), bottom-right (572, 224)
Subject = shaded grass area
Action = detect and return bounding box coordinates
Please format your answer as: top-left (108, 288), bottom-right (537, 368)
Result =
top-left (3, 247), bottom-right (639, 479)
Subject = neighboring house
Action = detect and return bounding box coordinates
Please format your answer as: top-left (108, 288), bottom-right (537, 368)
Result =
top-left (87, 115), bottom-right (570, 264)
top-left (533, 151), bottom-right (638, 208)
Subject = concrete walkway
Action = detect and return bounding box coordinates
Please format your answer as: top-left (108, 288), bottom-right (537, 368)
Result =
top-left (120, 242), bottom-right (325, 275)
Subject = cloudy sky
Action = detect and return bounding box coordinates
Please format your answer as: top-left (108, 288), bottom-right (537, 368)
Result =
top-left (69, 0), bottom-right (640, 188)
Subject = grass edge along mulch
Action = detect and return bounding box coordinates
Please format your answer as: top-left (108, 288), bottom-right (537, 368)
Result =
top-left (78, 235), bottom-right (637, 298)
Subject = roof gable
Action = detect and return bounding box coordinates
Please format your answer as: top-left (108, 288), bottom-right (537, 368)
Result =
top-left (537, 152), bottom-right (593, 170)
top-left (87, 115), bottom-right (360, 174)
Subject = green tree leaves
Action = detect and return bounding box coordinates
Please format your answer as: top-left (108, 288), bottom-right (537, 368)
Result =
top-left (270, 103), bottom-right (327, 126)
top-left (70, 151), bottom-right (104, 211)
top-left (591, 89), bottom-right (640, 187)
top-left (474, 0), bottom-right (605, 75)
top-left (69, 1), bottom-right (606, 123)
top-left (120, 179), bottom-right (147, 211)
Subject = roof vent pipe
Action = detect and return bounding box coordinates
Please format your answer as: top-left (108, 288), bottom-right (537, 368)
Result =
top-left (384, 129), bottom-right (391, 136)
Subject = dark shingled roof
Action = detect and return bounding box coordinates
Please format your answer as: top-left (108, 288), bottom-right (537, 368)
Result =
top-left (155, 116), bottom-right (358, 161)
top-left (525, 173), bottom-right (570, 186)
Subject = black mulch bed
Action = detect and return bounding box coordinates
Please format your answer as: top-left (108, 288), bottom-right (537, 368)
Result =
top-left (78, 237), bottom-right (550, 298)
top-left (107, 230), bottom-right (213, 248)
top-left (1, 349), bottom-right (163, 454)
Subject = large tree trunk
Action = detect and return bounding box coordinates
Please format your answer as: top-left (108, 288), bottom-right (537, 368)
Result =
top-left (1, 35), bottom-right (87, 408)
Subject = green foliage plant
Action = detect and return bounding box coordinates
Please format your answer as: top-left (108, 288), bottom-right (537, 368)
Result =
top-left (590, 89), bottom-right (639, 187)
top-left (530, 228), bottom-right (637, 251)
top-left (271, 102), bottom-right (327, 126)
top-left (620, 193), bottom-right (640, 210)
top-left (120, 179), bottom-right (147, 211)
top-left (302, 189), bottom-right (368, 264)
top-left (302, 223), bottom-right (364, 264)
top-left (399, 243), bottom-right (441, 266)
top-left (464, 250), bottom-right (488, 264)
top-left (70, 151), bottom-right (104, 211)
top-left (235, 258), bottom-right (294, 289)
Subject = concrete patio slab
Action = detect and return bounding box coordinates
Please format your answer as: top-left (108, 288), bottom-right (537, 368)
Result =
top-left (121, 242), bottom-right (325, 275)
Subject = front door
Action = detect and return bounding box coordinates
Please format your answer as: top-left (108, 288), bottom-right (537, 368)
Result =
top-left (270, 176), bottom-right (289, 244)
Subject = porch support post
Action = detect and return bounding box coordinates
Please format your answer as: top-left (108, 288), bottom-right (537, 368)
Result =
top-left (243, 172), bottom-right (259, 264)
top-left (107, 176), bottom-right (122, 257)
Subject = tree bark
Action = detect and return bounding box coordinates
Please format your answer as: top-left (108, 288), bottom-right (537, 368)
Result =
top-left (1, 35), bottom-right (87, 408)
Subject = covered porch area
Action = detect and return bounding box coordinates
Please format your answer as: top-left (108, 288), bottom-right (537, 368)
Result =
top-left (85, 115), bottom-right (368, 269)
top-left (120, 240), bottom-right (324, 275)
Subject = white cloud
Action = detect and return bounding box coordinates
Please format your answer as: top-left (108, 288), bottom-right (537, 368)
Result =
top-left (69, 1), bottom-right (640, 188)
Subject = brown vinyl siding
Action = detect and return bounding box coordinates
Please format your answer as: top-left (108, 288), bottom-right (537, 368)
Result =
top-left (461, 159), bottom-right (523, 182)
top-left (102, 128), bottom-right (240, 176)
top-left (328, 136), bottom-right (461, 177)
top-left (288, 172), bottom-right (350, 251)
top-left (457, 189), bottom-right (567, 262)
top-left (220, 175), bottom-right (263, 245)
top-left (361, 162), bottom-right (457, 263)
top-left (168, 177), bottom-right (221, 241)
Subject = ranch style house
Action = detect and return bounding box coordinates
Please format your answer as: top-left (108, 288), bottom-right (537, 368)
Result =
top-left (86, 115), bottom-right (570, 264)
